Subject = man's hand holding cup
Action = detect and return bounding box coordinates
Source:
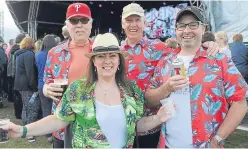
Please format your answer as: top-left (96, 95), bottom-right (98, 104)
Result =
top-left (43, 79), bottom-right (68, 102)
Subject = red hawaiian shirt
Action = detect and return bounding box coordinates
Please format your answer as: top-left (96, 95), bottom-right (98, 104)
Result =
top-left (148, 47), bottom-right (248, 148)
top-left (44, 39), bottom-right (92, 140)
top-left (121, 37), bottom-right (173, 135)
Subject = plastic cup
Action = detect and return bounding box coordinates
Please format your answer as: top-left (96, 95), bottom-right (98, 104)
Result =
top-left (160, 98), bottom-right (176, 118)
top-left (0, 119), bottom-right (10, 143)
top-left (53, 79), bottom-right (68, 98)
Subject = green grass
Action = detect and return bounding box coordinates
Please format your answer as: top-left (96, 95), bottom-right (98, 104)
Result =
top-left (0, 100), bottom-right (247, 148)
top-left (0, 100), bottom-right (52, 148)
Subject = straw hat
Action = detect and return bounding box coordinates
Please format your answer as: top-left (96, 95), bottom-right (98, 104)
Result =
top-left (85, 33), bottom-right (128, 58)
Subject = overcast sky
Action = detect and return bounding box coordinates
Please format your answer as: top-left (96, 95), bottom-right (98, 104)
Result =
top-left (1, 0), bottom-right (20, 43)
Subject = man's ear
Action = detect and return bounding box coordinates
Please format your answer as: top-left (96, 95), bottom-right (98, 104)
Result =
top-left (121, 19), bottom-right (125, 29)
top-left (144, 20), bottom-right (148, 27)
top-left (202, 24), bottom-right (206, 36)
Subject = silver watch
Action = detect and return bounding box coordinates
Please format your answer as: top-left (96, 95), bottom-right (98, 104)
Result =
top-left (214, 134), bottom-right (225, 146)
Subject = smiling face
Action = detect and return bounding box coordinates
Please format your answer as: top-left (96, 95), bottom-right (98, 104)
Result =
top-left (122, 15), bottom-right (145, 42)
top-left (93, 53), bottom-right (120, 79)
top-left (175, 14), bottom-right (205, 50)
top-left (66, 16), bottom-right (92, 42)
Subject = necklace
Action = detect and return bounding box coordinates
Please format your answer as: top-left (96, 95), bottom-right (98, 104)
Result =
top-left (97, 82), bottom-right (110, 101)
top-left (103, 88), bottom-right (108, 100)
top-left (96, 81), bottom-right (123, 105)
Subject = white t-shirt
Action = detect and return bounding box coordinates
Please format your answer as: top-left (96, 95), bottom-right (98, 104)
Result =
top-left (165, 55), bottom-right (194, 148)
top-left (219, 46), bottom-right (231, 58)
top-left (95, 100), bottom-right (127, 148)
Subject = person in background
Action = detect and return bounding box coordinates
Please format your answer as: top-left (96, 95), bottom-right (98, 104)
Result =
top-left (54, 36), bottom-right (61, 45)
top-left (164, 38), bottom-right (178, 49)
top-left (62, 25), bottom-right (70, 42)
top-left (5, 39), bottom-right (15, 58)
top-left (202, 31), bottom-right (215, 43)
top-left (34, 39), bottom-right (42, 53)
top-left (2, 43), bottom-right (8, 51)
top-left (0, 43), bottom-right (8, 99)
top-left (14, 37), bottom-right (40, 143)
top-left (230, 33), bottom-right (248, 83)
top-left (7, 33), bottom-right (26, 117)
top-left (145, 6), bottom-right (248, 148)
top-left (35, 35), bottom-right (57, 143)
top-left (1, 43), bottom-right (8, 98)
top-left (0, 42), bottom-right (7, 108)
top-left (3, 33), bottom-right (171, 148)
top-left (215, 31), bottom-right (231, 57)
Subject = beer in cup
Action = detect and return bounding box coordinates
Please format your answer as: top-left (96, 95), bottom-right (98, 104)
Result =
top-left (0, 119), bottom-right (10, 143)
top-left (53, 79), bottom-right (68, 98)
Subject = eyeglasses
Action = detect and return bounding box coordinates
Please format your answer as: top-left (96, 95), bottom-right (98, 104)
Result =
top-left (93, 45), bottom-right (120, 53)
top-left (69, 18), bottom-right (90, 25)
top-left (175, 21), bottom-right (203, 31)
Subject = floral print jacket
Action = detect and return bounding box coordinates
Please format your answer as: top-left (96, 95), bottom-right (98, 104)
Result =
top-left (55, 79), bottom-right (144, 148)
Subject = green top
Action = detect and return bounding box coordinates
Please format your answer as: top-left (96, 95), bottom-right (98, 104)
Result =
top-left (55, 78), bottom-right (144, 148)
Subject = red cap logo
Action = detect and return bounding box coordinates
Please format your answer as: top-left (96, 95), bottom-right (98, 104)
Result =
top-left (66, 3), bottom-right (91, 19)
top-left (74, 4), bottom-right (81, 12)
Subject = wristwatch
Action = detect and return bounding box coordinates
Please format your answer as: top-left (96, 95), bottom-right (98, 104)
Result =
top-left (214, 134), bottom-right (225, 146)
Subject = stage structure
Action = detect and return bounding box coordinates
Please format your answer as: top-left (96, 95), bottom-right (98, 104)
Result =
top-left (6, 0), bottom-right (207, 40)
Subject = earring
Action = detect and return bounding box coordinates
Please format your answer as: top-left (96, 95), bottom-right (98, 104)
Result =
top-left (117, 67), bottom-right (120, 71)
top-left (95, 68), bottom-right (97, 72)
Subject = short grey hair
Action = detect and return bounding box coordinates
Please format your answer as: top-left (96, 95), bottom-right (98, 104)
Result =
top-left (62, 25), bottom-right (70, 37)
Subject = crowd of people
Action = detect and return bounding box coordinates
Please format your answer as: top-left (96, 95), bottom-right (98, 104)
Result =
top-left (0, 2), bottom-right (247, 149)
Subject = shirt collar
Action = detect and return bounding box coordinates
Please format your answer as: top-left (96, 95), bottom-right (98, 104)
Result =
top-left (122, 37), bottom-right (147, 49)
top-left (173, 46), bottom-right (209, 59)
top-left (61, 39), bottom-right (93, 52)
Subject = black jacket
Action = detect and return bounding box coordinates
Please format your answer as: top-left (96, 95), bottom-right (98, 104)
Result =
top-left (0, 48), bottom-right (7, 73)
top-left (14, 49), bottom-right (38, 92)
top-left (7, 44), bottom-right (20, 77)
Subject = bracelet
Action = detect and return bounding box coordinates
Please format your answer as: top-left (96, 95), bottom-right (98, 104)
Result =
top-left (21, 126), bottom-right (27, 138)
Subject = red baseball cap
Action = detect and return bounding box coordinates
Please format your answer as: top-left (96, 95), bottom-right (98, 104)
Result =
top-left (66, 3), bottom-right (91, 19)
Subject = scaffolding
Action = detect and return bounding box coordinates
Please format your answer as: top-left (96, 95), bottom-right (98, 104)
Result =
top-left (6, 0), bottom-right (208, 40)
top-left (0, 8), bottom-right (4, 39)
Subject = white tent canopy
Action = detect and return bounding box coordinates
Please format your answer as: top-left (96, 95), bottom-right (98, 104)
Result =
top-left (205, 0), bottom-right (248, 43)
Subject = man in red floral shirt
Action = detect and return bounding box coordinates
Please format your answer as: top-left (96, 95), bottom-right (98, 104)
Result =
top-left (121, 3), bottom-right (222, 148)
top-left (43, 3), bottom-right (93, 148)
top-left (145, 6), bottom-right (248, 148)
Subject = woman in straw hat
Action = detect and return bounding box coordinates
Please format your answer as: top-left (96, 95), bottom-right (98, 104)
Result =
top-left (2, 33), bottom-right (171, 148)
